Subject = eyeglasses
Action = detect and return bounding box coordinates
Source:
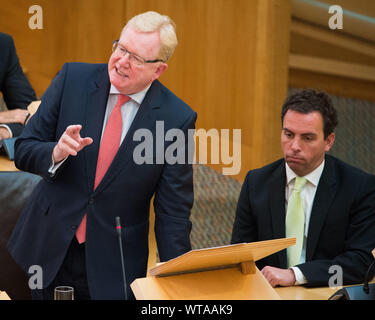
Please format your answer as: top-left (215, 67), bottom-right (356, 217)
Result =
top-left (112, 40), bottom-right (165, 66)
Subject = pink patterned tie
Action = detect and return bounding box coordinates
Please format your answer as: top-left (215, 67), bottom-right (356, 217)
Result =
top-left (75, 94), bottom-right (130, 244)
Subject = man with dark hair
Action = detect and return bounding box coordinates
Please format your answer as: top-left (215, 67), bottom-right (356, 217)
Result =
top-left (281, 89), bottom-right (338, 139)
top-left (231, 89), bottom-right (375, 288)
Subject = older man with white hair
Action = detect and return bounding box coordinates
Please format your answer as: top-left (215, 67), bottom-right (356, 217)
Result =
top-left (9, 11), bottom-right (196, 300)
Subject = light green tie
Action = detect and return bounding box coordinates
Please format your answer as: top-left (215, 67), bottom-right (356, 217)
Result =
top-left (286, 176), bottom-right (307, 267)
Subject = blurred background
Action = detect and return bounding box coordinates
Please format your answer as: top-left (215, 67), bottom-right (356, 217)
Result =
top-left (1, 0), bottom-right (374, 250)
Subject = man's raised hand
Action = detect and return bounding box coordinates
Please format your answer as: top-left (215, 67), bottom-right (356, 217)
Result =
top-left (52, 124), bottom-right (93, 164)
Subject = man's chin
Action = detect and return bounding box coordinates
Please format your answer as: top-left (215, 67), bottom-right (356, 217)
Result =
top-left (109, 77), bottom-right (130, 94)
top-left (285, 160), bottom-right (306, 176)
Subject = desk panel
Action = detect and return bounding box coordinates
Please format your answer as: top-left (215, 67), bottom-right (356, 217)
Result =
top-left (276, 278), bottom-right (375, 300)
top-left (0, 155), bottom-right (18, 171)
top-left (276, 285), bottom-right (337, 300)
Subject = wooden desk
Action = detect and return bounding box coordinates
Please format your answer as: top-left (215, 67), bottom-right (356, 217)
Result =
top-left (0, 291), bottom-right (10, 300)
top-left (276, 285), bottom-right (337, 300)
top-left (275, 278), bottom-right (375, 300)
top-left (0, 155), bottom-right (18, 171)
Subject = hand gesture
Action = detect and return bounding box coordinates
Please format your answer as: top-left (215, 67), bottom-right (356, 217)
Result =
top-left (53, 124), bottom-right (93, 163)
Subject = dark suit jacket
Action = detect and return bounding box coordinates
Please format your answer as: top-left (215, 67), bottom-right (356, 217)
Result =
top-left (231, 155), bottom-right (375, 287)
top-left (0, 33), bottom-right (36, 136)
top-left (8, 62), bottom-right (196, 299)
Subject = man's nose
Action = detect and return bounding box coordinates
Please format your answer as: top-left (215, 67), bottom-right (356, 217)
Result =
top-left (291, 138), bottom-right (301, 151)
top-left (118, 51), bottom-right (131, 66)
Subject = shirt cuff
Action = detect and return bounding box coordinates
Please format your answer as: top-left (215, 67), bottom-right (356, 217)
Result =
top-left (48, 155), bottom-right (68, 176)
top-left (0, 124), bottom-right (13, 138)
top-left (290, 267), bottom-right (307, 285)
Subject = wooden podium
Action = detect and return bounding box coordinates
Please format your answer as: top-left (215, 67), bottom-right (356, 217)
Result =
top-left (0, 291), bottom-right (10, 300)
top-left (131, 238), bottom-right (295, 300)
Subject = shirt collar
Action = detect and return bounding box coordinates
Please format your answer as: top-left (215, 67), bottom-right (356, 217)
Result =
top-left (285, 159), bottom-right (325, 187)
top-left (109, 84), bottom-right (151, 105)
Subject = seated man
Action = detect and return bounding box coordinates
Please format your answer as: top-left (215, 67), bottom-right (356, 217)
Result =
top-left (0, 32), bottom-right (37, 140)
top-left (231, 89), bottom-right (375, 287)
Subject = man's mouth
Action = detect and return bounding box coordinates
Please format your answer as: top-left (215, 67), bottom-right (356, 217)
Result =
top-left (287, 155), bottom-right (304, 163)
top-left (115, 66), bottom-right (128, 78)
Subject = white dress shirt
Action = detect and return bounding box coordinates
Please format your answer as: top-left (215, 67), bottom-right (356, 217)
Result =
top-left (0, 124), bottom-right (13, 137)
top-left (102, 84), bottom-right (150, 144)
top-left (285, 160), bottom-right (325, 285)
top-left (49, 84), bottom-right (150, 174)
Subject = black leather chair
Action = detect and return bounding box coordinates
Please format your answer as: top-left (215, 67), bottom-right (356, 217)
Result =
top-left (0, 171), bottom-right (41, 299)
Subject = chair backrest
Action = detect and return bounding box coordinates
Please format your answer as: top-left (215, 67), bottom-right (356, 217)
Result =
top-left (190, 164), bottom-right (241, 250)
top-left (0, 171), bottom-right (41, 299)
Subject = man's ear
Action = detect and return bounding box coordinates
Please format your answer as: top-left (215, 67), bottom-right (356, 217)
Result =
top-left (152, 63), bottom-right (168, 81)
top-left (324, 132), bottom-right (335, 152)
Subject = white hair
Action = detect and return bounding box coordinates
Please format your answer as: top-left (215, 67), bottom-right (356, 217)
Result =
top-left (122, 11), bottom-right (178, 62)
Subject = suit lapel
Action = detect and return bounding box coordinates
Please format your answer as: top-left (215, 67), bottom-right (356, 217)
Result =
top-left (83, 67), bottom-right (110, 192)
top-left (93, 80), bottom-right (161, 194)
top-left (306, 156), bottom-right (337, 261)
top-left (268, 160), bottom-right (288, 267)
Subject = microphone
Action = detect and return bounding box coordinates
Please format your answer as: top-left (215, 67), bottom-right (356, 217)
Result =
top-left (363, 249), bottom-right (375, 294)
top-left (115, 216), bottom-right (128, 300)
top-left (329, 249), bottom-right (375, 300)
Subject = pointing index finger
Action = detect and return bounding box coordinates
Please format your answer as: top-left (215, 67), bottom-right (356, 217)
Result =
top-left (65, 124), bottom-right (82, 137)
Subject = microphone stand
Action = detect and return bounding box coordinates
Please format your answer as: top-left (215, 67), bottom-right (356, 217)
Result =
top-left (115, 216), bottom-right (128, 300)
top-left (363, 259), bottom-right (375, 294)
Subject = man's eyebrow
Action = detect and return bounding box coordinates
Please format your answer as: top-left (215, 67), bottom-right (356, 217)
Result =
top-left (118, 42), bottom-right (140, 56)
top-left (301, 132), bottom-right (317, 136)
top-left (282, 128), bottom-right (317, 136)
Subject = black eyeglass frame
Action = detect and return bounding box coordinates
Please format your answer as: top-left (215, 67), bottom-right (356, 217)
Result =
top-left (112, 40), bottom-right (165, 64)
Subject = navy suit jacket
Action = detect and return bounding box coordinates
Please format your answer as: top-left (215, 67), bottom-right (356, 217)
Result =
top-left (0, 33), bottom-right (36, 136)
top-left (8, 62), bottom-right (196, 299)
top-left (231, 155), bottom-right (375, 287)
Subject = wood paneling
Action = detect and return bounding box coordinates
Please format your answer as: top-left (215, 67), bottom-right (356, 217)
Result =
top-left (291, 0), bottom-right (375, 43)
top-left (289, 69), bottom-right (375, 102)
top-left (319, 0), bottom-right (375, 19)
top-left (248, 0), bottom-right (290, 176)
top-left (290, 21), bottom-right (375, 67)
top-left (0, 0), bottom-right (292, 273)
top-left (289, 54), bottom-right (375, 82)
top-left (136, 0), bottom-right (290, 180)
top-left (1, 0), bottom-right (291, 181)
top-left (289, 17), bottom-right (375, 102)
top-left (0, 0), bottom-right (125, 97)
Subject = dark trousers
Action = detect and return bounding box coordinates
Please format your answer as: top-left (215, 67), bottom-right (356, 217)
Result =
top-left (31, 237), bottom-right (91, 300)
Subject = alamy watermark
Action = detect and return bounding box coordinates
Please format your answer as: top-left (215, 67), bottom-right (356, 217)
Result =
top-left (28, 265), bottom-right (43, 289)
top-left (132, 122), bottom-right (241, 176)
top-left (28, 5), bottom-right (43, 29)
top-left (328, 265), bottom-right (343, 289)
top-left (28, 4), bottom-right (343, 31)
top-left (27, 263), bottom-right (346, 291)
top-left (328, 5), bottom-right (343, 30)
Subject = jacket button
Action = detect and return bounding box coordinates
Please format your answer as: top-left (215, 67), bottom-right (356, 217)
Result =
top-left (89, 198), bottom-right (94, 205)
top-left (71, 225), bottom-right (77, 230)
